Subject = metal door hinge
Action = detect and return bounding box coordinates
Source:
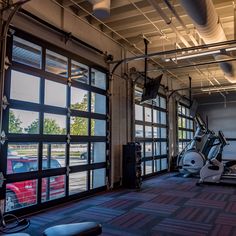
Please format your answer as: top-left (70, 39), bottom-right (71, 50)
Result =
top-left (2, 96), bottom-right (9, 110)
top-left (0, 131), bottom-right (7, 145)
top-left (4, 57), bottom-right (10, 70)
top-left (68, 77), bottom-right (72, 87)
top-left (67, 134), bottom-right (71, 144)
top-left (66, 166), bottom-right (71, 176)
top-left (0, 173), bottom-right (6, 188)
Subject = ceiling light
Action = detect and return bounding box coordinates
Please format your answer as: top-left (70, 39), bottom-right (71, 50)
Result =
top-left (165, 50), bottom-right (220, 62)
top-left (201, 85), bottom-right (236, 92)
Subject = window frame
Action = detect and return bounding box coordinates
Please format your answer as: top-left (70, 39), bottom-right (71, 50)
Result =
top-left (134, 88), bottom-right (168, 178)
top-left (1, 27), bottom-right (109, 215)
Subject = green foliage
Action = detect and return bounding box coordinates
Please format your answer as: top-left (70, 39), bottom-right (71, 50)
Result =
top-left (9, 110), bottom-right (23, 133)
top-left (70, 94), bottom-right (92, 135)
top-left (26, 118), bottom-right (64, 134)
top-left (43, 118), bottom-right (65, 134)
top-left (26, 119), bottom-right (39, 134)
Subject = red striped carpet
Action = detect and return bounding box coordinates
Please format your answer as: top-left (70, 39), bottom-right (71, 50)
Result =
top-left (21, 173), bottom-right (236, 236)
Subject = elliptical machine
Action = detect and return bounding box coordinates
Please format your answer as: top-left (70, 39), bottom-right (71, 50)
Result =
top-left (178, 114), bottom-right (217, 177)
top-left (198, 131), bottom-right (236, 184)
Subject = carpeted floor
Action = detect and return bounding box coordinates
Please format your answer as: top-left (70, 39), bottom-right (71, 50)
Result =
top-left (20, 173), bottom-right (236, 235)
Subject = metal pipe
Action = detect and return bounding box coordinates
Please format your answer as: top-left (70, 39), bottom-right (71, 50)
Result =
top-left (180, 0), bottom-right (236, 83)
top-left (148, 0), bottom-right (191, 47)
top-left (163, 0), bottom-right (199, 46)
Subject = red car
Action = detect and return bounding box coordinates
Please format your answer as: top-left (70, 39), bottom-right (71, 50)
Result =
top-left (6, 156), bottom-right (65, 212)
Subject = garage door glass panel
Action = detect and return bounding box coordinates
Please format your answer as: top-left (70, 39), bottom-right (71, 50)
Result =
top-left (154, 159), bottom-right (161, 172)
top-left (7, 143), bottom-right (38, 174)
top-left (91, 69), bottom-right (106, 90)
top-left (91, 119), bottom-right (106, 136)
top-left (135, 105), bottom-right (143, 121)
top-left (43, 113), bottom-right (66, 135)
top-left (145, 142), bottom-right (153, 157)
top-left (70, 143), bottom-right (88, 166)
top-left (70, 117), bottom-right (88, 136)
top-left (41, 175), bottom-right (65, 202)
top-left (91, 142), bottom-right (106, 164)
top-left (44, 80), bottom-right (67, 108)
top-left (69, 172), bottom-right (87, 195)
top-left (71, 87), bottom-right (89, 111)
top-left (71, 60), bottom-right (89, 84)
top-left (12, 36), bottom-right (42, 69)
top-left (10, 70), bottom-right (40, 103)
top-left (43, 143), bottom-right (66, 169)
top-left (145, 161), bottom-right (153, 174)
top-left (145, 126), bottom-right (152, 138)
top-left (46, 50), bottom-right (68, 77)
top-left (9, 109), bottom-right (39, 134)
top-left (145, 107), bottom-right (152, 122)
top-left (161, 158), bottom-right (168, 170)
top-left (135, 125), bottom-right (143, 137)
top-left (5, 179), bottom-right (38, 212)
top-left (90, 168), bottom-right (106, 189)
top-left (91, 92), bottom-right (106, 114)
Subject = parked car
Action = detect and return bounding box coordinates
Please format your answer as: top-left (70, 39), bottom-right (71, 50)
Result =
top-left (6, 157), bottom-right (64, 212)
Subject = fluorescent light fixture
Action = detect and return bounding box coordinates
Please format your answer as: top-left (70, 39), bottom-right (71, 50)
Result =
top-left (201, 85), bottom-right (236, 92)
top-left (165, 50), bottom-right (220, 62)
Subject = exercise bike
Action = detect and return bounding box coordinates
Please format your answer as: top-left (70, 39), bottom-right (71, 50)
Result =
top-left (198, 130), bottom-right (236, 184)
top-left (178, 114), bottom-right (217, 177)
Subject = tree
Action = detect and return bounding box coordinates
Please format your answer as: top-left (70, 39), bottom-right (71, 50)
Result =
top-left (70, 94), bottom-right (93, 135)
top-left (27, 118), bottom-right (64, 134)
top-left (9, 110), bottom-right (23, 133)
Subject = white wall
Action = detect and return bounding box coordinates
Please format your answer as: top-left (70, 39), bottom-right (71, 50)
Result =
top-left (198, 102), bottom-right (236, 159)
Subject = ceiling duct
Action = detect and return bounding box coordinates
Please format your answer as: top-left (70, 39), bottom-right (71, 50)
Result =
top-left (88, 0), bottom-right (110, 18)
top-left (180, 0), bottom-right (236, 83)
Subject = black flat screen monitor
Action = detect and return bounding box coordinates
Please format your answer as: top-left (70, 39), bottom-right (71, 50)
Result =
top-left (141, 74), bottom-right (163, 103)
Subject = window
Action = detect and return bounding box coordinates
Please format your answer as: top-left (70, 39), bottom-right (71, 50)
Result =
top-left (91, 92), bottom-right (106, 114)
top-left (71, 87), bottom-right (89, 111)
top-left (4, 33), bottom-right (108, 213)
top-left (42, 175), bottom-right (65, 202)
top-left (7, 143), bottom-right (38, 174)
top-left (178, 104), bottom-right (194, 152)
top-left (9, 109), bottom-right (39, 134)
top-left (10, 70), bottom-right (40, 103)
top-left (43, 143), bottom-right (66, 168)
top-left (12, 36), bottom-right (42, 69)
top-left (70, 143), bottom-right (88, 165)
top-left (69, 172), bottom-right (87, 195)
top-left (71, 60), bottom-right (89, 84)
top-left (45, 80), bottom-right (67, 108)
top-left (70, 117), bottom-right (88, 136)
top-left (135, 87), bottom-right (168, 177)
top-left (46, 50), bottom-right (68, 77)
top-left (91, 69), bottom-right (106, 90)
top-left (43, 113), bottom-right (66, 135)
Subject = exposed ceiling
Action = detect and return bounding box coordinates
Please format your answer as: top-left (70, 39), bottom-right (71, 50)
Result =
top-left (58, 0), bottom-right (236, 96)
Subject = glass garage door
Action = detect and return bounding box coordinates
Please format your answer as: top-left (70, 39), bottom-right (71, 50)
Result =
top-left (177, 103), bottom-right (194, 152)
top-left (1, 30), bottom-right (109, 213)
top-left (134, 88), bottom-right (168, 177)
